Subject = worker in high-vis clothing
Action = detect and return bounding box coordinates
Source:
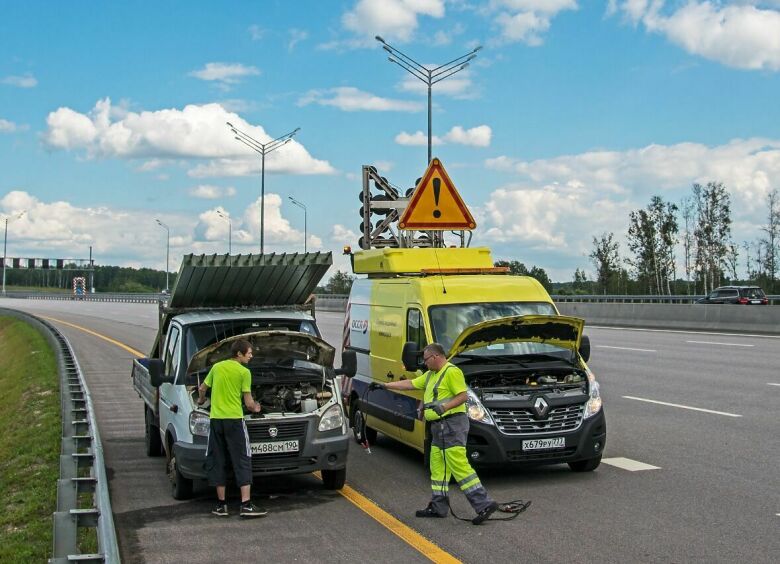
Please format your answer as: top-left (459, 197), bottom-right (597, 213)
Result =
top-left (371, 343), bottom-right (498, 525)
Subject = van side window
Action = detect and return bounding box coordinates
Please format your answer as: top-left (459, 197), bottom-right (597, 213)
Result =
top-left (164, 325), bottom-right (181, 382)
top-left (407, 309), bottom-right (426, 349)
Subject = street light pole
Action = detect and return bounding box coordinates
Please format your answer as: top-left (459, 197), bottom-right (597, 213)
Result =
top-left (216, 210), bottom-right (232, 254)
top-left (154, 219), bottom-right (170, 292)
top-left (288, 196), bottom-right (307, 253)
top-left (226, 122), bottom-right (300, 255)
top-left (2, 210), bottom-right (25, 295)
top-left (376, 36), bottom-right (481, 164)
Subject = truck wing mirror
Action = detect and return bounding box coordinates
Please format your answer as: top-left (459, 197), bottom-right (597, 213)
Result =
top-left (579, 334), bottom-right (591, 364)
top-left (336, 350), bottom-right (357, 378)
top-left (148, 359), bottom-right (174, 387)
top-left (402, 342), bottom-right (423, 372)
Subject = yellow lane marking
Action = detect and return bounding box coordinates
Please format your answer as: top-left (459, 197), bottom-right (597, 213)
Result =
top-left (41, 316), bottom-right (145, 358)
top-left (313, 472), bottom-right (460, 564)
top-left (45, 316), bottom-right (459, 563)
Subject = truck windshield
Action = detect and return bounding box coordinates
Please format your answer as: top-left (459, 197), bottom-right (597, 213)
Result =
top-left (429, 302), bottom-right (564, 356)
top-left (185, 319), bottom-right (319, 366)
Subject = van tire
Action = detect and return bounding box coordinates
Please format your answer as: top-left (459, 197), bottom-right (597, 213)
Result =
top-left (144, 407), bottom-right (163, 457)
top-left (568, 455), bottom-right (602, 472)
top-left (168, 453), bottom-right (193, 499)
top-left (351, 403), bottom-right (377, 446)
top-left (321, 468), bottom-right (346, 490)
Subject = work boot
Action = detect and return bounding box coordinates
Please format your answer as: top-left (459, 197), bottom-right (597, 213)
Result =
top-left (240, 502), bottom-right (268, 518)
top-left (472, 501), bottom-right (498, 525)
top-left (415, 503), bottom-right (447, 518)
top-left (211, 502), bottom-right (228, 517)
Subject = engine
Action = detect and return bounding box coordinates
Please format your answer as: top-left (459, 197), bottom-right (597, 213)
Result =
top-left (253, 382), bottom-right (332, 414)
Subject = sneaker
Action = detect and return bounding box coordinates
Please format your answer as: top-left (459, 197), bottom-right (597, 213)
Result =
top-left (415, 504), bottom-right (446, 518)
top-left (472, 501), bottom-right (498, 525)
top-left (240, 502), bottom-right (268, 518)
top-left (211, 503), bottom-right (228, 517)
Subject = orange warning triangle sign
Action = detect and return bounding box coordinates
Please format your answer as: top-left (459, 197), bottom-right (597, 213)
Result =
top-left (398, 158), bottom-right (476, 230)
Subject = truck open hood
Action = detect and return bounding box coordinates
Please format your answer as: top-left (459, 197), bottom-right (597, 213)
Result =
top-left (448, 315), bottom-right (585, 358)
top-left (186, 330), bottom-right (336, 375)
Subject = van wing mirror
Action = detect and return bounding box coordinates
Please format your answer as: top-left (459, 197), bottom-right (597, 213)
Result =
top-left (148, 359), bottom-right (174, 387)
top-left (402, 342), bottom-right (423, 372)
top-left (579, 335), bottom-right (591, 364)
top-left (336, 350), bottom-right (357, 378)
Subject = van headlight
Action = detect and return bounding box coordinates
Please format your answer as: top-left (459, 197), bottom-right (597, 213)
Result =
top-left (189, 410), bottom-right (210, 437)
top-left (583, 368), bottom-right (602, 419)
top-left (466, 389), bottom-right (494, 425)
top-left (318, 404), bottom-right (344, 432)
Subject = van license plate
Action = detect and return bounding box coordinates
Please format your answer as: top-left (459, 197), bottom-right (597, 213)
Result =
top-left (522, 437), bottom-right (565, 450)
top-left (250, 440), bottom-right (299, 454)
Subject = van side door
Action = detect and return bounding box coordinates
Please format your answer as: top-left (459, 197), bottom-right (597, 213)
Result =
top-left (395, 307), bottom-right (427, 449)
top-left (158, 324), bottom-right (184, 445)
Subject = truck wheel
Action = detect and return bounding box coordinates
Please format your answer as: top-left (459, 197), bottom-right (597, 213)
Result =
top-left (568, 455), bottom-right (602, 472)
top-left (321, 468), bottom-right (346, 490)
top-left (168, 454), bottom-right (193, 499)
top-left (351, 404), bottom-right (377, 446)
top-left (144, 407), bottom-right (163, 457)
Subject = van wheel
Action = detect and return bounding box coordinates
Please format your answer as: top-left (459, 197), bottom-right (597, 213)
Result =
top-left (144, 407), bottom-right (163, 457)
top-left (321, 468), bottom-right (346, 490)
top-left (168, 454), bottom-right (193, 499)
top-left (568, 455), bottom-right (602, 472)
top-left (351, 404), bottom-right (377, 446)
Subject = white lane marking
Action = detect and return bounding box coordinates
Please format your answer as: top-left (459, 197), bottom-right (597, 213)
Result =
top-left (587, 325), bottom-right (780, 340)
top-left (596, 345), bottom-right (656, 352)
top-left (623, 396), bottom-right (742, 417)
top-left (686, 340), bottom-right (754, 347)
top-left (767, 383), bottom-right (780, 387)
top-left (602, 457), bottom-right (660, 471)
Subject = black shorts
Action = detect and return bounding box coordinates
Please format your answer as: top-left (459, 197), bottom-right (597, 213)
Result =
top-left (205, 418), bottom-right (252, 487)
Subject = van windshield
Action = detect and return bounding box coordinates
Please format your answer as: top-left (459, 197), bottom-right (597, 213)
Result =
top-left (429, 302), bottom-right (560, 355)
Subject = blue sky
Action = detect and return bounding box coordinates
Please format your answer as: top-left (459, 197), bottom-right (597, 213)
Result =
top-left (2, 0), bottom-right (780, 282)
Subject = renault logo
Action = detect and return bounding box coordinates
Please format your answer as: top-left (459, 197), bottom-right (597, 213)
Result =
top-left (533, 397), bottom-right (550, 418)
top-left (268, 426), bottom-right (278, 438)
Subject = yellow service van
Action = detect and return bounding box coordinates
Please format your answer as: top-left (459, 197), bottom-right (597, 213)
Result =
top-left (342, 246), bottom-right (606, 471)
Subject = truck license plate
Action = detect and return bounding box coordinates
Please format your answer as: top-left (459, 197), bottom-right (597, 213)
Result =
top-left (522, 437), bottom-right (565, 451)
top-left (250, 440), bottom-right (299, 455)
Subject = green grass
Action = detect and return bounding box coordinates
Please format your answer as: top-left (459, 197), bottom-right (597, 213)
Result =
top-left (0, 316), bottom-right (60, 562)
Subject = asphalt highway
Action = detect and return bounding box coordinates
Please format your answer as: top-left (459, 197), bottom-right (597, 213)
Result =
top-left (2, 298), bottom-right (778, 563)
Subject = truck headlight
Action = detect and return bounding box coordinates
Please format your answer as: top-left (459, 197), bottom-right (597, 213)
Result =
top-left (583, 368), bottom-right (602, 419)
top-left (466, 389), bottom-right (494, 425)
top-left (318, 404), bottom-right (344, 432)
top-left (189, 410), bottom-right (210, 437)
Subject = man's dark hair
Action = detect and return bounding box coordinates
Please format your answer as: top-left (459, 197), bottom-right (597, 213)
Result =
top-left (423, 343), bottom-right (446, 357)
top-left (231, 339), bottom-right (252, 357)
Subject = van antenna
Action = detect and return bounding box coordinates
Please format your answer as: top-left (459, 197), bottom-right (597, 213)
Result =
top-left (433, 246), bottom-right (447, 294)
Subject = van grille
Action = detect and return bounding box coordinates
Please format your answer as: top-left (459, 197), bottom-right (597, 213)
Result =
top-left (246, 420), bottom-right (308, 442)
top-left (488, 403), bottom-right (584, 435)
top-left (506, 447), bottom-right (577, 462)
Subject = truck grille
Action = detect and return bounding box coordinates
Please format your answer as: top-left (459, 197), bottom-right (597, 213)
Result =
top-left (246, 420), bottom-right (307, 442)
top-left (489, 403), bottom-right (584, 435)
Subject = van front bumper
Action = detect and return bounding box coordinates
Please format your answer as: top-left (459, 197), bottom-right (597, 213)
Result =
top-left (465, 409), bottom-right (606, 467)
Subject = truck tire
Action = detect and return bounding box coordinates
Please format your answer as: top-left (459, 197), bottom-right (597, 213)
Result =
top-left (168, 453), bottom-right (193, 499)
top-left (351, 403), bottom-right (377, 446)
top-left (321, 468), bottom-right (346, 490)
top-left (568, 455), bottom-right (602, 472)
top-left (144, 407), bottom-right (163, 457)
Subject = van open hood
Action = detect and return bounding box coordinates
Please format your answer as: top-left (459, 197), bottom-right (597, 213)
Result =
top-left (186, 330), bottom-right (336, 375)
top-left (448, 315), bottom-right (585, 358)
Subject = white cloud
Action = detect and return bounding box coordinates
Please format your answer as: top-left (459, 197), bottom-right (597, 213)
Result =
top-left (399, 69), bottom-right (477, 99)
top-left (288, 28), bottom-right (309, 50)
top-left (298, 87), bottom-right (424, 112)
top-left (490, 0), bottom-right (578, 45)
top-left (44, 98), bottom-right (335, 177)
top-left (610, 1), bottom-right (780, 71)
top-left (0, 118), bottom-right (27, 133)
top-left (395, 125), bottom-right (491, 146)
top-left (331, 224), bottom-right (358, 245)
top-left (1, 73), bottom-right (37, 88)
top-left (248, 25), bottom-right (267, 41)
top-left (188, 62), bottom-right (261, 87)
top-left (189, 185), bottom-right (237, 199)
top-left (341, 0), bottom-right (446, 45)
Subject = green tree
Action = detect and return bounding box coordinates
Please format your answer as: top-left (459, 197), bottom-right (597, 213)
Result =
top-left (494, 260), bottom-right (551, 291)
top-left (626, 196), bottom-right (678, 294)
top-left (589, 232), bottom-right (621, 294)
top-left (325, 270), bottom-right (355, 295)
top-left (692, 182), bottom-right (733, 294)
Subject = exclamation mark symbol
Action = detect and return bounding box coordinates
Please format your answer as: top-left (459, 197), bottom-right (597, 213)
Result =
top-left (432, 178), bottom-right (441, 219)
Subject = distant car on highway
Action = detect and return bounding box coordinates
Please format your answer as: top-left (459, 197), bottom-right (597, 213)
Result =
top-left (695, 285), bottom-right (768, 305)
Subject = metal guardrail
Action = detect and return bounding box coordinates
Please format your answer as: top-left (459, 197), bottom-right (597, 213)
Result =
top-left (552, 294), bottom-right (780, 305)
top-left (0, 308), bottom-right (120, 563)
top-left (2, 291), bottom-right (163, 303)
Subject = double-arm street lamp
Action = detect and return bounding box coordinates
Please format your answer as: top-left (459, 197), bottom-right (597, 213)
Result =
top-left (216, 210), bottom-right (232, 254)
top-left (376, 36), bottom-right (481, 164)
top-left (227, 122), bottom-right (300, 255)
top-left (288, 196), bottom-right (307, 253)
top-left (2, 210), bottom-right (26, 294)
top-left (154, 219), bottom-right (170, 292)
